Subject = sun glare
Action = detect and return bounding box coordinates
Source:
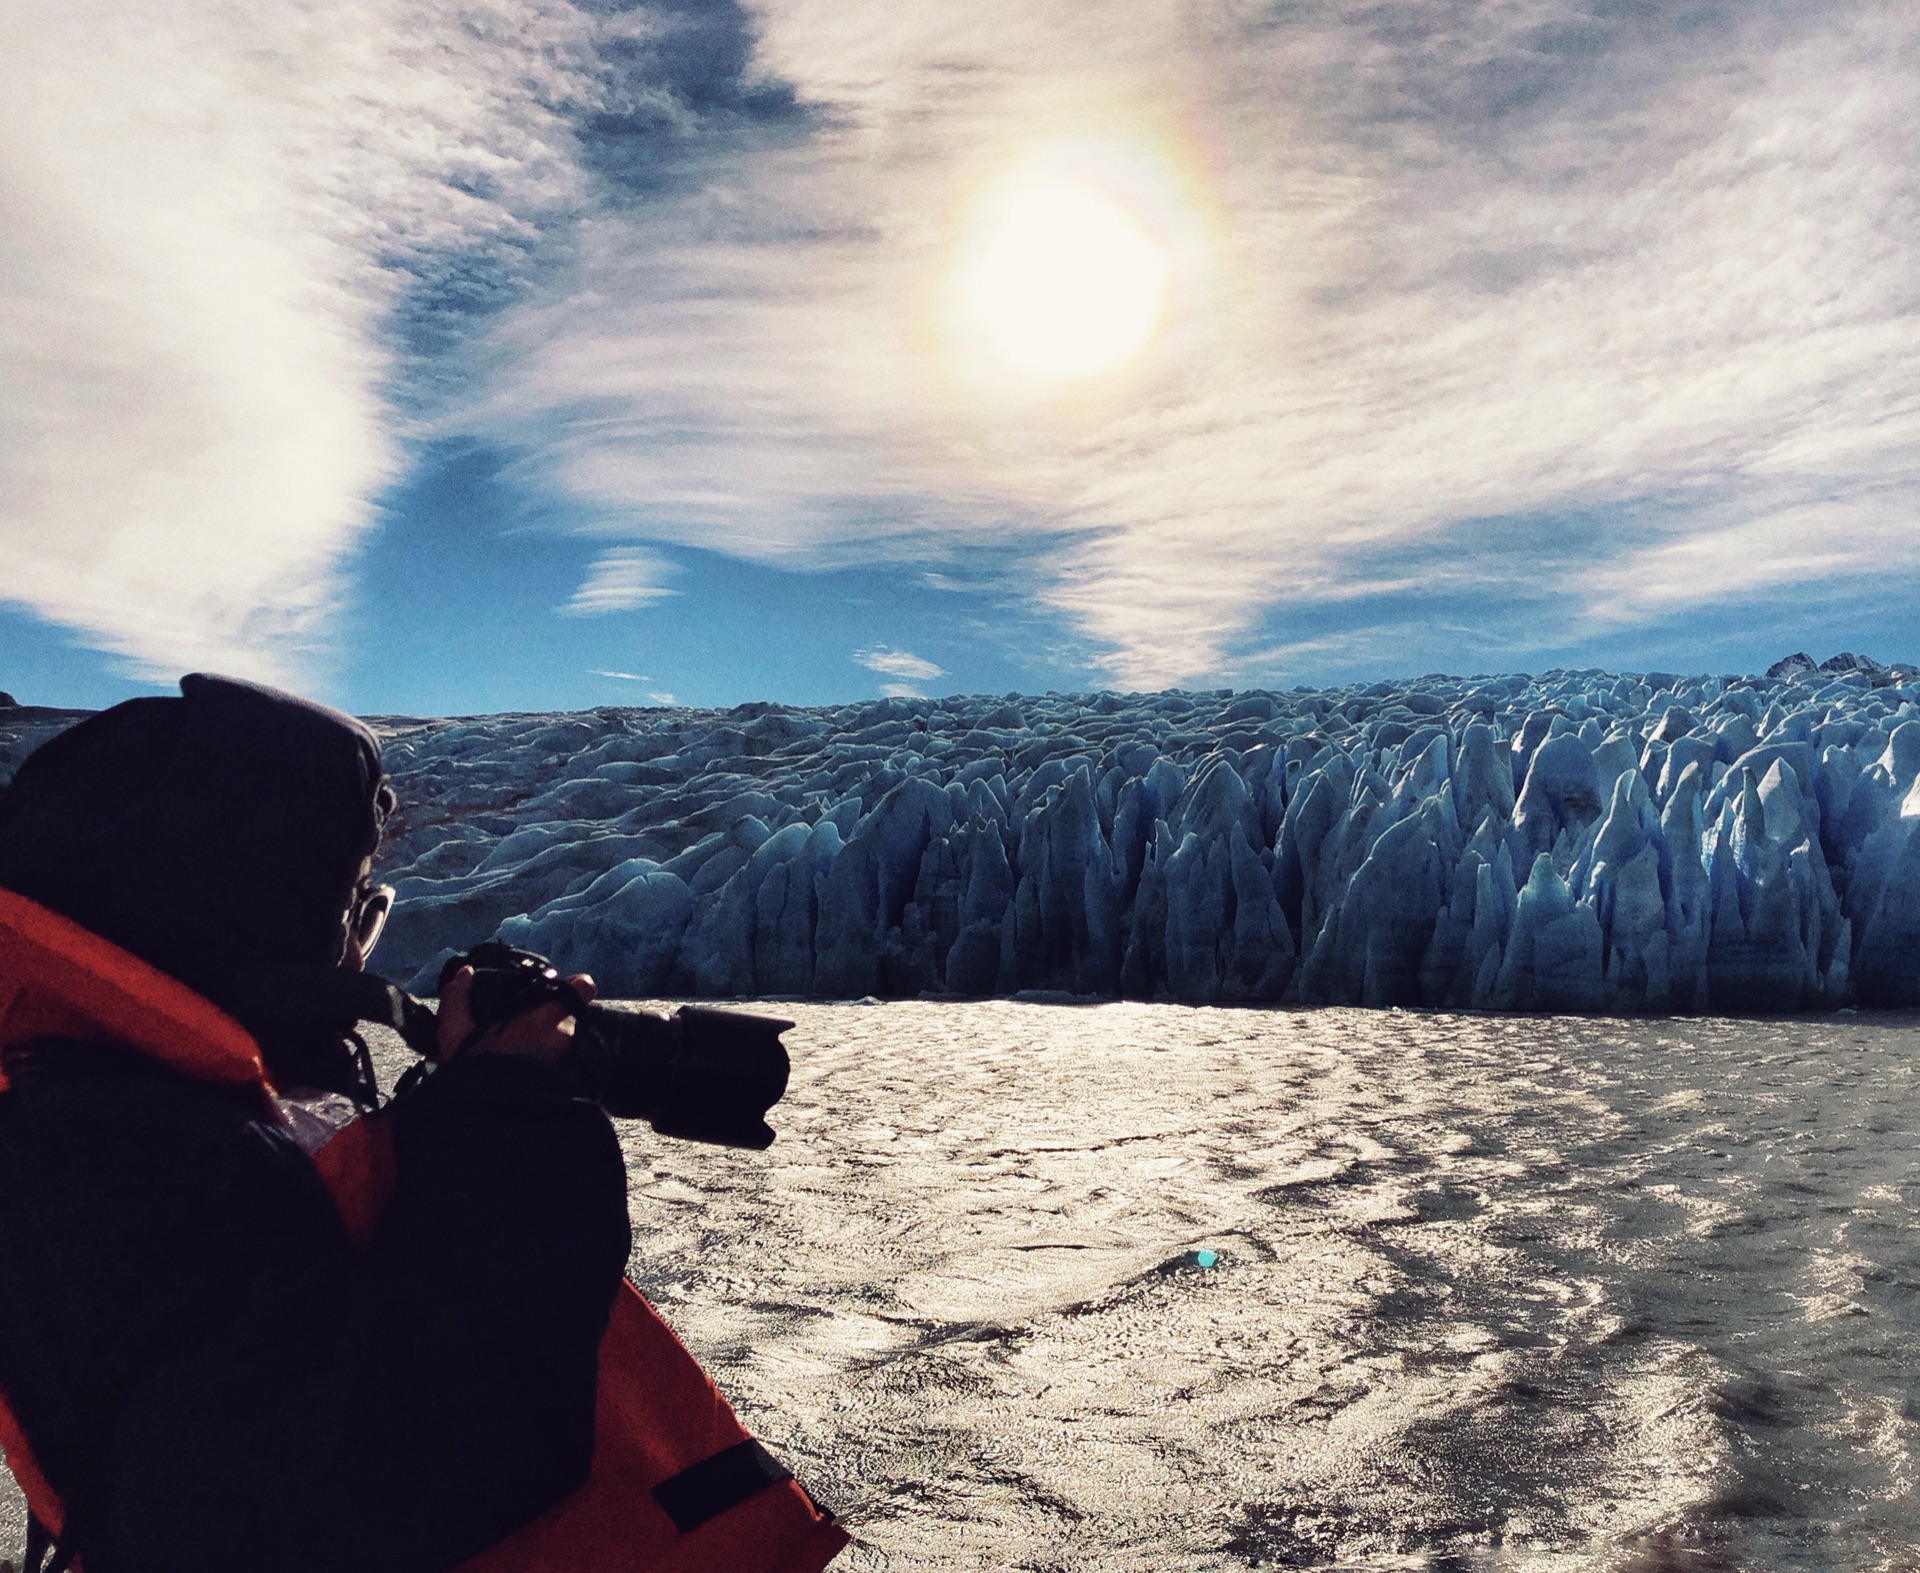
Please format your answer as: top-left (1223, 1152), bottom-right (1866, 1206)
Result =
top-left (967, 177), bottom-right (1169, 380)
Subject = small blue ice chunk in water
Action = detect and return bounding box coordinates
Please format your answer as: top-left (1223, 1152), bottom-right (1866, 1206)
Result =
top-left (1195, 1250), bottom-right (1217, 1269)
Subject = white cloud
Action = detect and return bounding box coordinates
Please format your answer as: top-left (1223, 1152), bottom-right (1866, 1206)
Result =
top-left (856, 646), bottom-right (946, 683)
top-left (467, 0), bottom-right (1920, 686)
top-left (1576, 493), bottom-right (1915, 622)
top-left (563, 548), bottom-right (679, 616)
top-left (0, 0), bottom-right (596, 682)
top-left (17, 0), bottom-right (1920, 691)
top-left (591, 669), bottom-right (654, 681)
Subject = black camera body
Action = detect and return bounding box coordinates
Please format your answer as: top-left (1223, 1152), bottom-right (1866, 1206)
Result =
top-left (439, 942), bottom-right (792, 1150)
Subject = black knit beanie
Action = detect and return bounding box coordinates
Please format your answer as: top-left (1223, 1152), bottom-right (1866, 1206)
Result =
top-left (0, 674), bottom-right (393, 1088)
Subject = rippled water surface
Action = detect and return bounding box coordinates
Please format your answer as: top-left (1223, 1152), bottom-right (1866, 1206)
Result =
top-left (630, 1004), bottom-right (1920, 1572)
top-left (8, 1005), bottom-right (1920, 1571)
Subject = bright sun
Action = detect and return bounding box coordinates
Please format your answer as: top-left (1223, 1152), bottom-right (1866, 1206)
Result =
top-left (967, 177), bottom-right (1169, 380)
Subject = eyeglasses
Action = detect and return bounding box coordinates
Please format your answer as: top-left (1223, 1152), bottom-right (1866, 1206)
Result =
top-left (348, 883), bottom-right (396, 962)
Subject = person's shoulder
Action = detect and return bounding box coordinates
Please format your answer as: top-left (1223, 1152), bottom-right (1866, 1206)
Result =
top-left (4, 1037), bottom-right (262, 1114)
top-left (0, 1037), bottom-right (296, 1185)
top-left (0, 1037), bottom-right (348, 1257)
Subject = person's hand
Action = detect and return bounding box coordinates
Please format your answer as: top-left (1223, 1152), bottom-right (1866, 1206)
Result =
top-left (436, 965), bottom-right (597, 1066)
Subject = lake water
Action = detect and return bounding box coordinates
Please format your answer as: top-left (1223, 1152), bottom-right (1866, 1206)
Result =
top-left (7, 1004), bottom-right (1920, 1571)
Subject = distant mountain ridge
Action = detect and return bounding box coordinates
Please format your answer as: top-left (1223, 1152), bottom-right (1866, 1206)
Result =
top-left (1765, 651), bottom-right (1913, 683)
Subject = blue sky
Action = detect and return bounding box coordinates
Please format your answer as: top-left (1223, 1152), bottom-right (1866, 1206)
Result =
top-left (4, 0), bottom-right (1918, 714)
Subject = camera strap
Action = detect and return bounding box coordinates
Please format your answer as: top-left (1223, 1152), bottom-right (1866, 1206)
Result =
top-left (209, 965), bottom-right (441, 1103)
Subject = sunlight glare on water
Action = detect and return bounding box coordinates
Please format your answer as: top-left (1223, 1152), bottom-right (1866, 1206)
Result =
top-left (618, 1004), bottom-right (1920, 1572)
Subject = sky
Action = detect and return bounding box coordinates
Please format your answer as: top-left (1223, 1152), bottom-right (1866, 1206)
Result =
top-left (3, 0), bottom-right (1917, 715)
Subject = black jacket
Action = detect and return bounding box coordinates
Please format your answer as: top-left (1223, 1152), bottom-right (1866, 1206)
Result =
top-left (0, 1042), bottom-right (631, 1573)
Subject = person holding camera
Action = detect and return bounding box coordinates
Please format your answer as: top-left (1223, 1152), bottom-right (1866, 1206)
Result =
top-left (0, 675), bottom-right (842, 1573)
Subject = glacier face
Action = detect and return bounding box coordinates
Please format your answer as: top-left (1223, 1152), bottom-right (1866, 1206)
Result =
top-left (5, 659), bottom-right (1920, 1011)
top-left (346, 661), bottom-right (1920, 1010)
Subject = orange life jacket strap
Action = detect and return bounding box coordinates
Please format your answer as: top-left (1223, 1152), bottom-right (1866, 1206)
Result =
top-left (0, 1388), bottom-right (63, 1542)
top-left (308, 1118), bottom-right (850, 1573)
top-left (308, 1112), bottom-right (397, 1248)
top-left (0, 1124), bottom-right (847, 1573)
top-left (0, 889), bottom-right (266, 1097)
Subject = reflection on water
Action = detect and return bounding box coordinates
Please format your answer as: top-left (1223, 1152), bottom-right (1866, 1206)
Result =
top-left (623, 1004), bottom-right (1920, 1572)
top-left (7, 1005), bottom-right (1919, 1571)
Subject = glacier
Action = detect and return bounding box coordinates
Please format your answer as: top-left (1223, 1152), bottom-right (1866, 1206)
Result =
top-left (5, 652), bottom-right (1920, 1011)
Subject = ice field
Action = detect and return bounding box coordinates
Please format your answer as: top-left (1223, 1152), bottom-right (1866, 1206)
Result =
top-left (7, 654), bottom-right (1920, 1011)
top-left (377, 656), bottom-right (1919, 1010)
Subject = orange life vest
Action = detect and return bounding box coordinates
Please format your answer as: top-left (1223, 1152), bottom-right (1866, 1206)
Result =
top-left (0, 888), bottom-right (849, 1573)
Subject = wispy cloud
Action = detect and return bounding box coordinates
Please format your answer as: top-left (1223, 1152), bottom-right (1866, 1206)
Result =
top-left (563, 548), bottom-right (679, 615)
top-left (1576, 494), bottom-right (1915, 622)
top-left (856, 646), bottom-right (946, 683)
top-left (467, 0), bottom-right (1920, 686)
top-left (0, 0), bottom-right (605, 683)
top-left (591, 668), bottom-right (654, 682)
